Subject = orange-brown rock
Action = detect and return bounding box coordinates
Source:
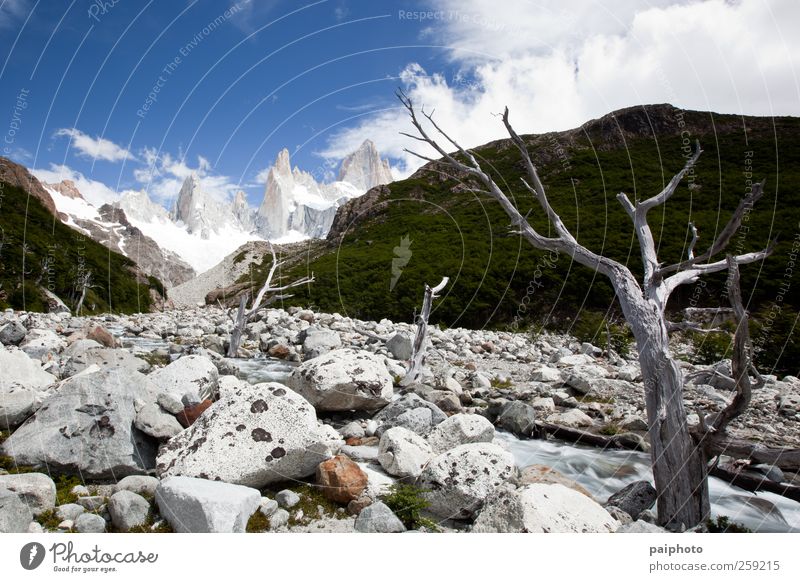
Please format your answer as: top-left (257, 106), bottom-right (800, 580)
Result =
top-left (268, 344), bottom-right (290, 359)
top-left (518, 464), bottom-right (595, 499)
top-left (316, 455), bottom-right (368, 504)
top-left (86, 325), bottom-right (118, 348)
top-left (176, 399), bottom-right (213, 428)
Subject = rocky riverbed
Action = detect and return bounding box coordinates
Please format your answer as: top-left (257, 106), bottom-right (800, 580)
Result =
top-left (1, 306), bottom-right (799, 534)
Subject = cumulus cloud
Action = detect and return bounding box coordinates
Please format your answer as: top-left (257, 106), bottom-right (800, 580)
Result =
top-left (322, 0), bottom-right (800, 176)
top-left (31, 164), bottom-right (127, 206)
top-left (55, 128), bottom-right (136, 163)
top-left (134, 147), bottom-right (241, 205)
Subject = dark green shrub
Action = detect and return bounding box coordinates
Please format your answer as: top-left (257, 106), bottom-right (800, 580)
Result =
top-left (690, 331), bottom-right (733, 365)
top-left (572, 310), bottom-right (633, 357)
top-left (706, 515), bottom-right (751, 533)
top-left (380, 483), bottom-right (436, 530)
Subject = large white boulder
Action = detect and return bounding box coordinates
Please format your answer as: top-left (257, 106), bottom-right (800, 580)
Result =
top-left (417, 443), bottom-right (516, 520)
top-left (0, 488), bottom-right (33, 532)
top-left (155, 476), bottom-right (260, 533)
top-left (1, 368), bottom-right (158, 478)
top-left (148, 355), bottom-right (219, 402)
top-left (0, 347), bottom-right (57, 430)
top-left (377, 427), bottom-right (434, 478)
top-left (426, 414), bottom-right (495, 454)
top-left (156, 382), bottom-right (341, 487)
top-left (288, 348), bottom-right (393, 411)
top-left (20, 329), bottom-right (65, 361)
top-left (473, 483), bottom-right (619, 533)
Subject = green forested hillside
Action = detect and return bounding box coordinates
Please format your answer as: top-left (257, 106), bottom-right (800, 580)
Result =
top-left (0, 182), bottom-right (160, 314)
top-left (240, 104), bottom-right (800, 374)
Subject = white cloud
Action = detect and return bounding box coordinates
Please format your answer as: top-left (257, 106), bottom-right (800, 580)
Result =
top-left (134, 148), bottom-right (240, 205)
top-left (323, 0), bottom-right (800, 176)
top-left (31, 164), bottom-right (127, 207)
top-left (55, 128), bottom-right (136, 163)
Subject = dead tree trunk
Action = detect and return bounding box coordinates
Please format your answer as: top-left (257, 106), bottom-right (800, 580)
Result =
top-left (74, 270), bottom-right (93, 316)
top-left (225, 243), bottom-right (313, 358)
top-left (398, 91), bottom-right (775, 529)
top-left (401, 277), bottom-right (448, 386)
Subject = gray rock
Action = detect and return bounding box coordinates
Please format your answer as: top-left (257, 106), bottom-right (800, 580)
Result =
top-left (56, 503), bottom-right (85, 521)
top-left (275, 489), bottom-right (300, 509)
top-left (74, 512), bottom-right (106, 533)
top-left (156, 381), bottom-right (340, 488)
top-left (339, 445), bottom-right (379, 463)
top-left (155, 476), bottom-right (260, 533)
top-left (28, 521), bottom-right (44, 533)
top-left (474, 483), bottom-right (618, 533)
top-left (0, 487), bottom-right (33, 532)
top-left (617, 520), bottom-right (668, 533)
top-left (288, 348), bottom-right (393, 411)
top-left (750, 464), bottom-right (786, 483)
top-left (606, 480), bottom-right (657, 520)
top-left (76, 496), bottom-right (106, 511)
top-left (386, 333), bottom-right (413, 361)
top-left (302, 329), bottom-right (342, 359)
top-left (495, 401), bottom-right (537, 437)
top-left (427, 413), bottom-right (495, 454)
top-left (259, 498), bottom-right (278, 517)
top-left (0, 347), bottom-right (57, 430)
top-left (377, 427), bottom-right (434, 479)
top-left (0, 320), bottom-right (26, 345)
top-left (134, 403), bottom-right (183, 440)
top-left (354, 501), bottom-right (406, 533)
top-left (418, 443), bottom-right (516, 520)
top-left (269, 508), bottom-right (290, 529)
top-left (1, 368), bottom-right (158, 478)
top-left (156, 392), bottom-right (185, 415)
top-left (20, 329), bottom-right (65, 361)
top-left (61, 345), bottom-right (150, 378)
top-left (373, 392), bottom-right (446, 436)
top-left (338, 421), bottom-right (365, 439)
top-left (0, 473), bottom-right (56, 515)
top-left (114, 475), bottom-right (160, 497)
top-left (108, 490), bottom-right (150, 531)
top-left (148, 355), bottom-right (219, 401)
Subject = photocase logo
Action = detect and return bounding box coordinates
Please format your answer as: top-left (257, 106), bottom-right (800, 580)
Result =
top-left (19, 542), bottom-right (46, 570)
top-left (390, 235), bottom-right (413, 290)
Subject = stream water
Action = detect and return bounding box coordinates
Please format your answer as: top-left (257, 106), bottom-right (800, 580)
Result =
top-left (111, 328), bottom-right (799, 532)
top-left (495, 431), bottom-right (800, 533)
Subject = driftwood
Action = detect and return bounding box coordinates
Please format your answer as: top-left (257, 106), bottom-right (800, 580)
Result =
top-left (535, 422), bottom-right (648, 452)
top-left (398, 90), bottom-right (775, 529)
top-left (709, 464), bottom-right (800, 503)
top-left (400, 277), bottom-right (448, 386)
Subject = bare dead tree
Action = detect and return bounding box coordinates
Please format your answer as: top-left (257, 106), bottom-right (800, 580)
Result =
top-left (226, 243), bottom-right (314, 358)
top-left (74, 270), bottom-right (94, 315)
top-left (398, 90), bottom-right (775, 529)
top-left (400, 277), bottom-right (449, 386)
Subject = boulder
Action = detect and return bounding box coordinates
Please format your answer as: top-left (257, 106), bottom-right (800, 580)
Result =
top-left (0, 320), bottom-right (26, 345)
top-left (386, 332), bottom-right (413, 361)
top-left (530, 366), bottom-right (562, 383)
top-left (0, 347), bottom-right (57, 430)
top-left (377, 427), bottom-right (434, 478)
top-left (148, 355), bottom-right (219, 402)
top-left (301, 329), bottom-right (342, 359)
top-left (56, 503), bottom-right (85, 521)
top-left (0, 488), bottom-right (33, 532)
top-left (74, 512), bottom-right (106, 533)
top-left (426, 413), bottom-right (495, 454)
top-left (20, 329), bottom-right (65, 361)
top-left (155, 476), bottom-right (260, 533)
top-left (546, 408), bottom-right (595, 428)
top-left (156, 382), bottom-right (340, 488)
top-left (0, 473), bottom-right (56, 515)
top-left (617, 520), bottom-right (668, 533)
top-left (473, 483), bottom-right (618, 533)
top-left (418, 443), bottom-right (516, 519)
top-left (605, 480), bottom-right (657, 520)
top-left (114, 475), bottom-right (160, 497)
top-left (288, 349), bottom-right (393, 411)
top-left (316, 455), bottom-right (368, 503)
top-left (1, 368), bottom-right (158, 478)
top-left (275, 489), bottom-right (300, 509)
top-left (86, 326), bottom-right (118, 348)
top-left (495, 401), bottom-right (537, 436)
top-left (108, 490), bottom-right (150, 531)
top-left (373, 393), bottom-right (447, 436)
top-left (134, 403), bottom-right (183, 440)
top-left (354, 501), bottom-right (406, 533)
top-left (518, 465), bottom-right (593, 498)
top-left (61, 344), bottom-right (149, 377)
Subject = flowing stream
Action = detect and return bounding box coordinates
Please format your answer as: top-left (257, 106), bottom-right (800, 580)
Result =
top-left (495, 431), bottom-right (800, 533)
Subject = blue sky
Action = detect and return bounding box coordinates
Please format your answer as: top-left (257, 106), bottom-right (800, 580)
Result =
top-left (1, 0), bottom-right (798, 208)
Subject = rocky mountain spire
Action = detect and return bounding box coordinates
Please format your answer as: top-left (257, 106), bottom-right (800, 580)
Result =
top-left (337, 139), bottom-right (393, 192)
